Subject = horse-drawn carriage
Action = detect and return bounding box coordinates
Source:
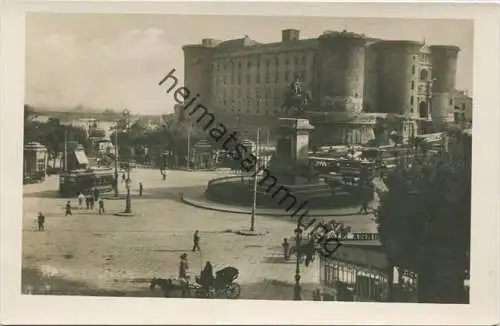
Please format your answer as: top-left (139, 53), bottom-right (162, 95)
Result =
top-left (150, 266), bottom-right (241, 299)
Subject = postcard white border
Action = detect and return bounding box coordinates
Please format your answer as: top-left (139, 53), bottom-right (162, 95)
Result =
top-left (1, 1), bottom-right (499, 325)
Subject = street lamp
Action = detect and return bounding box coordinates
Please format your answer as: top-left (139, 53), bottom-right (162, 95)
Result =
top-left (60, 118), bottom-right (71, 173)
top-left (121, 109), bottom-right (132, 214)
top-left (113, 121), bottom-right (120, 197)
top-left (293, 226), bottom-right (303, 300)
top-left (124, 155), bottom-right (132, 214)
top-left (250, 127), bottom-right (260, 232)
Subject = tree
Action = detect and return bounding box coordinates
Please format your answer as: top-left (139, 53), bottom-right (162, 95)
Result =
top-left (24, 105), bottom-right (42, 144)
top-left (376, 131), bottom-right (471, 303)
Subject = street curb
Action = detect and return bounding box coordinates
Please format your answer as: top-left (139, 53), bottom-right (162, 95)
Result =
top-left (180, 194), bottom-right (366, 217)
top-left (102, 195), bottom-right (127, 200)
top-left (235, 230), bottom-right (267, 236)
top-left (114, 212), bottom-right (136, 217)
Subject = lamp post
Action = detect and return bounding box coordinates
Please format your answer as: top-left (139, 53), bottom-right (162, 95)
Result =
top-left (250, 127), bottom-right (260, 232)
top-left (114, 122), bottom-right (120, 197)
top-left (293, 226), bottom-right (303, 300)
top-left (60, 117), bottom-right (71, 173)
top-left (124, 158), bottom-right (132, 213)
top-left (122, 109), bottom-right (132, 214)
top-left (186, 125), bottom-right (191, 170)
top-left (64, 127), bottom-right (68, 172)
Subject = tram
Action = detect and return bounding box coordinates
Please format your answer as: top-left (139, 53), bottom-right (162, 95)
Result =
top-left (59, 168), bottom-right (115, 197)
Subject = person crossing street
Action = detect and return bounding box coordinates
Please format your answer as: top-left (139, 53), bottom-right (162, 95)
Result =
top-left (37, 212), bottom-right (45, 231)
top-left (98, 198), bottom-right (105, 215)
top-left (192, 230), bottom-right (201, 252)
top-left (65, 201), bottom-right (72, 216)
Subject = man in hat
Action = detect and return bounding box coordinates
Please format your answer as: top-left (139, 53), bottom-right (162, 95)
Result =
top-left (65, 201), bottom-right (72, 216)
top-left (282, 238), bottom-right (290, 261)
top-left (37, 212), bottom-right (45, 232)
top-left (178, 253), bottom-right (189, 297)
top-left (192, 230), bottom-right (201, 253)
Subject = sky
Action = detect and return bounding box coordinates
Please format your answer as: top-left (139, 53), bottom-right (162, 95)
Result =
top-left (25, 13), bottom-right (473, 115)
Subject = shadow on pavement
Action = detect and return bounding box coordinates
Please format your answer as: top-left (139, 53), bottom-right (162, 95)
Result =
top-left (23, 190), bottom-right (60, 198)
top-left (261, 256), bottom-right (296, 264)
top-left (22, 267), bottom-right (319, 300)
top-left (152, 249), bottom-right (188, 253)
top-left (129, 185), bottom-right (204, 201)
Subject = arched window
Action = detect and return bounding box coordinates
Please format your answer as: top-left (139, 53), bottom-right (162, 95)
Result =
top-left (420, 69), bottom-right (428, 81)
top-left (419, 101), bottom-right (427, 118)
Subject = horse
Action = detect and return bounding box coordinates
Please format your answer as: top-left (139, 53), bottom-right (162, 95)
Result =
top-left (149, 278), bottom-right (191, 298)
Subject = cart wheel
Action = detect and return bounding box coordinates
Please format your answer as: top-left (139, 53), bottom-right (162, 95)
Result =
top-left (226, 282), bottom-right (241, 299)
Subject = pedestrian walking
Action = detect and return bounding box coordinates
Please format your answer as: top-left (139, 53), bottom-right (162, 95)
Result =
top-left (37, 212), bottom-right (45, 231)
top-left (85, 193), bottom-right (91, 209)
top-left (282, 238), bottom-right (290, 261)
top-left (139, 182), bottom-right (143, 196)
top-left (98, 198), bottom-right (105, 215)
top-left (65, 201), bottom-right (72, 216)
top-left (122, 173), bottom-right (126, 183)
top-left (305, 237), bottom-right (315, 267)
top-left (89, 196), bottom-right (95, 210)
top-left (359, 200), bottom-right (370, 214)
top-left (192, 230), bottom-right (201, 252)
top-left (93, 188), bottom-right (99, 202)
top-left (178, 253), bottom-right (189, 280)
top-left (78, 192), bottom-right (85, 207)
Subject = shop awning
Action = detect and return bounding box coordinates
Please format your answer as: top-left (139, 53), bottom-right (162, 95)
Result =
top-left (74, 150), bottom-right (89, 165)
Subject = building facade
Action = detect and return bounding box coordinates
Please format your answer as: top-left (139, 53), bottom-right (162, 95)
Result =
top-left (24, 142), bottom-right (49, 179)
top-left (319, 241), bottom-right (392, 302)
top-left (453, 90), bottom-right (473, 126)
top-left (183, 29), bottom-right (462, 143)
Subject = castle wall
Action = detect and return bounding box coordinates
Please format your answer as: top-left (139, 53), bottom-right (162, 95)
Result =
top-left (429, 45), bottom-right (460, 126)
top-left (211, 42), bottom-right (316, 116)
top-left (315, 32), bottom-right (366, 113)
top-left (371, 41), bottom-right (423, 117)
top-left (363, 42), bottom-right (379, 112)
top-left (183, 44), bottom-right (216, 106)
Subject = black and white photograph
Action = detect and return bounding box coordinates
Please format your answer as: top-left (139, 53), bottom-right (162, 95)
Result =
top-left (1, 2), bottom-right (498, 325)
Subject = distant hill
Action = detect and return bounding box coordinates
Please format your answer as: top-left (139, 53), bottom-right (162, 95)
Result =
top-left (30, 106), bottom-right (163, 122)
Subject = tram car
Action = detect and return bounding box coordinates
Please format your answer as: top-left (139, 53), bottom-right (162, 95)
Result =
top-left (59, 168), bottom-right (115, 197)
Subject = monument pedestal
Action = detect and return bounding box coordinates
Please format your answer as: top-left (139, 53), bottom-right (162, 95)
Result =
top-left (264, 118), bottom-right (333, 207)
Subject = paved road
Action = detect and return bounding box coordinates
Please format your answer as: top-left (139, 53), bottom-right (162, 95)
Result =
top-left (22, 169), bottom-right (376, 300)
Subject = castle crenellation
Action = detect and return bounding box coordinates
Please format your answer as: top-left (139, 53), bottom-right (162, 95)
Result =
top-left (182, 29), bottom-right (460, 128)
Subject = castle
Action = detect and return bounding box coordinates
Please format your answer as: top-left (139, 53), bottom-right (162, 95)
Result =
top-left (182, 29), bottom-right (461, 145)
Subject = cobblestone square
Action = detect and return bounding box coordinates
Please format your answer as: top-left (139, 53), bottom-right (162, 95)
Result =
top-left (22, 169), bottom-right (376, 300)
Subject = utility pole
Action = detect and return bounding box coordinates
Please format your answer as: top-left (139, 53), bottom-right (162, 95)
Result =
top-left (250, 127), bottom-right (260, 232)
top-left (64, 127), bottom-right (68, 172)
top-left (187, 127), bottom-right (191, 170)
top-left (114, 122), bottom-right (119, 197)
top-left (123, 108), bottom-right (132, 214)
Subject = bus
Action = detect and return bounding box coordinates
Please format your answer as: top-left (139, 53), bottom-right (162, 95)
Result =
top-left (308, 156), bottom-right (341, 174)
top-left (362, 146), bottom-right (420, 170)
top-left (308, 156), bottom-right (375, 177)
top-left (59, 168), bottom-right (115, 197)
top-left (338, 159), bottom-right (375, 177)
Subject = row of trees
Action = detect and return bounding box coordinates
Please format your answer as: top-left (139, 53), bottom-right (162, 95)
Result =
top-left (24, 105), bottom-right (91, 167)
top-left (376, 128), bottom-right (471, 303)
top-left (24, 105), bottom-right (204, 168)
top-left (108, 113), bottom-right (203, 166)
